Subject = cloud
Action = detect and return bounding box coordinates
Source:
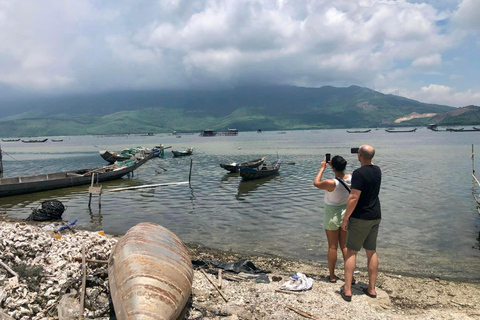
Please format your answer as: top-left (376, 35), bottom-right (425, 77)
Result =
top-left (411, 53), bottom-right (442, 70)
top-left (0, 0), bottom-right (477, 107)
top-left (403, 84), bottom-right (480, 107)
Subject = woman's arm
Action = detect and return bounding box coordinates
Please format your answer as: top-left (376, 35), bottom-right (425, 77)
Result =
top-left (313, 158), bottom-right (336, 191)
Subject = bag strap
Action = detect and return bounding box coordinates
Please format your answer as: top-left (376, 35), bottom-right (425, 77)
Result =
top-left (336, 177), bottom-right (351, 193)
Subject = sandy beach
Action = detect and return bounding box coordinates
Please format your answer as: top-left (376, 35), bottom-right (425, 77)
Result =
top-left (0, 218), bottom-right (479, 320)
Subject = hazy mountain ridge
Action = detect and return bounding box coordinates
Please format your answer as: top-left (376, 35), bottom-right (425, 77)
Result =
top-left (0, 85), bottom-right (476, 137)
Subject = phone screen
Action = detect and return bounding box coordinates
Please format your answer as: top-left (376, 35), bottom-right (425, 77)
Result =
top-left (326, 153), bottom-right (331, 162)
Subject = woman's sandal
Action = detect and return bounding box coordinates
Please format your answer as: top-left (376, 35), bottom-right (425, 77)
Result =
top-left (329, 275), bottom-right (340, 283)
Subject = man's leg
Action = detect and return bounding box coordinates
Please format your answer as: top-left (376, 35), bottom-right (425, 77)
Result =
top-left (343, 248), bottom-right (357, 296)
top-left (365, 249), bottom-right (378, 295)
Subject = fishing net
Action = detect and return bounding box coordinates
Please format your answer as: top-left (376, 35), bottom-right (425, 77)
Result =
top-left (26, 200), bottom-right (66, 221)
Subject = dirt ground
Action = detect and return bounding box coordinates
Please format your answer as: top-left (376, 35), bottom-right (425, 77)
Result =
top-left (0, 217), bottom-right (479, 320)
top-left (185, 243), bottom-right (480, 320)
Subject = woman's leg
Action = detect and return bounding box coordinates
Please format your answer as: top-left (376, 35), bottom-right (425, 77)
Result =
top-left (338, 227), bottom-right (348, 261)
top-left (325, 229), bottom-right (340, 281)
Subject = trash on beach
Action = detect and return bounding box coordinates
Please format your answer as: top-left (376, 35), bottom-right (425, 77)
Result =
top-left (26, 199), bottom-right (66, 221)
top-left (192, 258), bottom-right (269, 274)
top-left (56, 219), bottom-right (77, 232)
top-left (279, 272), bottom-right (313, 291)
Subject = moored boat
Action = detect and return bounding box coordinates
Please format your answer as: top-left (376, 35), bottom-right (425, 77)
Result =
top-left (0, 152), bottom-right (155, 197)
top-left (346, 129), bottom-right (371, 133)
top-left (220, 157), bottom-right (266, 173)
top-left (1, 138), bottom-right (20, 142)
top-left (385, 128), bottom-right (417, 133)
top-left (172, 148), bottom-right (193, 157)
top-left (100, 145), bottom-right (167, 163)
top-left (21, 138), bottom-right (48, 143)
top-left (238, 160), bottom-right (281, 180)
top-left (108, 222), bottom-right (193, 320)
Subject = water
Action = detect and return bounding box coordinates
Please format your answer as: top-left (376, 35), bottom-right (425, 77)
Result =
top-left (1, 129), bottom-right (479, 281)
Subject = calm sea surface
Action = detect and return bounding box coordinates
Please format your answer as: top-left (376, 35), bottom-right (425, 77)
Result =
top-left (1, 129), bottom-right (479, 281)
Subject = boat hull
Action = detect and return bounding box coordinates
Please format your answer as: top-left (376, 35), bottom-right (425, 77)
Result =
top-left (0, 153), bottom-right (154, 197)
top-left (220, 157), bottom-right (266, 173)
top-left (108, 222), bottom-right (193, 320)
top-left (239, 162), bottom-right (280, 180)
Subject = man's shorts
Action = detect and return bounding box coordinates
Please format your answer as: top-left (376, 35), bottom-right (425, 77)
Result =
top-left (323, 204), bottom-right (346, 230)
top-left (346, 217), bottom-right (381, 251)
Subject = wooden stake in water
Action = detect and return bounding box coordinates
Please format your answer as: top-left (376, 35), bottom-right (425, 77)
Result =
top-left (189, 158), bottom-right (193, 184)
top-left (472, 144), bottom-right (475, 175)
top-left (0, 144), bottom-right (3, 176)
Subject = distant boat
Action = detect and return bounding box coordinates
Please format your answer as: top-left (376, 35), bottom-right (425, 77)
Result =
top-left (21, 138), bottom-right (48, 143)
top-left (346, 129), bottom-right (371, 133)
top-left (172, 148), bottom-right (193, 157)
top-left (51, 139), bottom-right (63, 142)
top-left (238, 160), bottom-right (281, 180)
top-left (1, 138), bottom-right (20, 142)
top-left (446, 128), bottom-right (464, 132)
top-left (385, 128), bottom-right (417, 133)
top-left (220, 157), bottom-right (266, 173)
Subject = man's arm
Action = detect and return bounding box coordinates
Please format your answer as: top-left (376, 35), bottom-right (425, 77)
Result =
top-left (341, 189), bottom-right (361, 231)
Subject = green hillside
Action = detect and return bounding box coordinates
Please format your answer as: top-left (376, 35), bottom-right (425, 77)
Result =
top-left (0, 85), bottom-right (474, 137)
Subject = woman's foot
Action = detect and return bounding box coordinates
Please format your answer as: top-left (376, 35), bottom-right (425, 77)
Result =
top-left (329, 275), bottom-right (340, 283)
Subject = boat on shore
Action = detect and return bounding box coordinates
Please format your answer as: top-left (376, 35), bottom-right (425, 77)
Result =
top-left (220, 157), bottom-right (266, 173)
top-left (21, 138), bottom-right (48, 143)
top-left (0, 152), bottom-right (155, 198)
top-left (385, 128), bottom-right (417, 133)
top-left (108, 222), bottom-right (193, 320)
top-left (238, 160), bottom-right (281, 180)
top-left (346, 129), bottom-right (371, 133)
top-left (172, 148), bottom-right (193, 157)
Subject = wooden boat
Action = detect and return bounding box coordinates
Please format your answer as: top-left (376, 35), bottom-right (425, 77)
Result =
top-left (51, 139), bottom-right (63, 142)
top-left (108, 222), bottom-right (193, 320)
top-left (21, 138), bottom-right (48, 143)
top-left (100, 150), bottom-right (133, 163)
top-left (446, 128), bottom-right (464, 132)
top-left (100, 146), bottom-right (167, 164)
top-left (1, 138), bottom-right (20, 142)
top-left (238, 160), bottom-right (281, 180)
top-left (385, 128), bottom-right (417, 133)
top-left (220, 157), bottom-right (266, 173)
top-left (172, 148), bottom-right (193, 157)
top-left (0, 152), bottom-right (155, 197)
top-left (346, 129), bottom-right (371, 133)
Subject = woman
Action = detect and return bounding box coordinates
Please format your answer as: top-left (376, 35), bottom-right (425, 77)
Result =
top-left (313, 155), bottom-right (351, 283)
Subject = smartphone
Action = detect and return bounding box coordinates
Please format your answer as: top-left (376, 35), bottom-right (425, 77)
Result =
top-left (325, 153), bottom-right (331, 163)
top-left (351, 147), bottom-right (359, 154)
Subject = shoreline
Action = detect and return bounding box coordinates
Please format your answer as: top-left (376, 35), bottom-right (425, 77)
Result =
top-left (1, 219), bottom-right (480, 319)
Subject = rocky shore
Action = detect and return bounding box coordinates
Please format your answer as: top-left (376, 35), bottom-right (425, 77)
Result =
top-left (1, 219), bottom-right (479, 320)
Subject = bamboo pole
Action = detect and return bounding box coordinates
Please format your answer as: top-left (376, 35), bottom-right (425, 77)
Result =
top-left (189, 158), bottom-right (193, 185)
top-left (79, 244), bottom-right (86, 318)
top-left (286, 305), bottom-right (317, 319)
top-left (0, 259), bottom-right (18, 278)
top-left (472, 144), bottom-right (475, 175)
top-left (200, 269), bottom-right (228, 302)
top-left (107, 181), bottom-right (189, 192)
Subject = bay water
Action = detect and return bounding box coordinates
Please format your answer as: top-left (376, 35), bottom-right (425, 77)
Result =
top-left (1, 129), bottom-right (479, 281)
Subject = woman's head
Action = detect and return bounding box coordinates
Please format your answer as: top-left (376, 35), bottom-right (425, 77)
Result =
top-left (331, 155), bottom-right (347, 172)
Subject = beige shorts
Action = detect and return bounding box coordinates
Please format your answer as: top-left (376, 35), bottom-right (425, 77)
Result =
top-left (323, 204), bottom-right (346, 230)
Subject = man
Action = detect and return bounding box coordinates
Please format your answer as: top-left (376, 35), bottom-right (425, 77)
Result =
top-left (340, 145), bottom-right (381, 302)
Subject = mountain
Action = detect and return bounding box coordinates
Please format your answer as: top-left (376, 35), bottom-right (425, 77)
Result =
top-left (0, 85), bottom-right (467, 136)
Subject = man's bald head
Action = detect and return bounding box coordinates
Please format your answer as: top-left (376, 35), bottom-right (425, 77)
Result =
top-left (359, 145), bottom-right (375, 161)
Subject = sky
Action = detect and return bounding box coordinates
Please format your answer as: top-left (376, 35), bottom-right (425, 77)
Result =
top-left (0, 0), bottom-right (479, 107)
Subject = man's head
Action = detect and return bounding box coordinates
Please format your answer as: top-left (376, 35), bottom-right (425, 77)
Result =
top-left (358, 145), bottom-right (375, 164)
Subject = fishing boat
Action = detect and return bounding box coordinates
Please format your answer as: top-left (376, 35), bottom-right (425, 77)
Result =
top-left (0, 152), bottom-right (155, 198)
top-left (21, 138), bottom-right (48, 143)
top-left (1, 138), bottom-right (20, 142)
top-left (100, 145), bottom-right (168, 163)
top-left (385, 128), bottom-right (417, 133)
top-left (172, 148), bottom-right (193, 157)
top-left (238, 160), bottom-right (281, 180)
top-left (346, 129), bottom-right (371, 133)
top-left (51, 139), bottom-right (63, 142)
top-left (108, 222), bottom-right (193, 320)
top-left (220, 157), bottom-right (266, 173)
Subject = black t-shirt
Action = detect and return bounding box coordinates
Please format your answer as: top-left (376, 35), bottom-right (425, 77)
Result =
top-left (351, 165), bottom-right (382, 220)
